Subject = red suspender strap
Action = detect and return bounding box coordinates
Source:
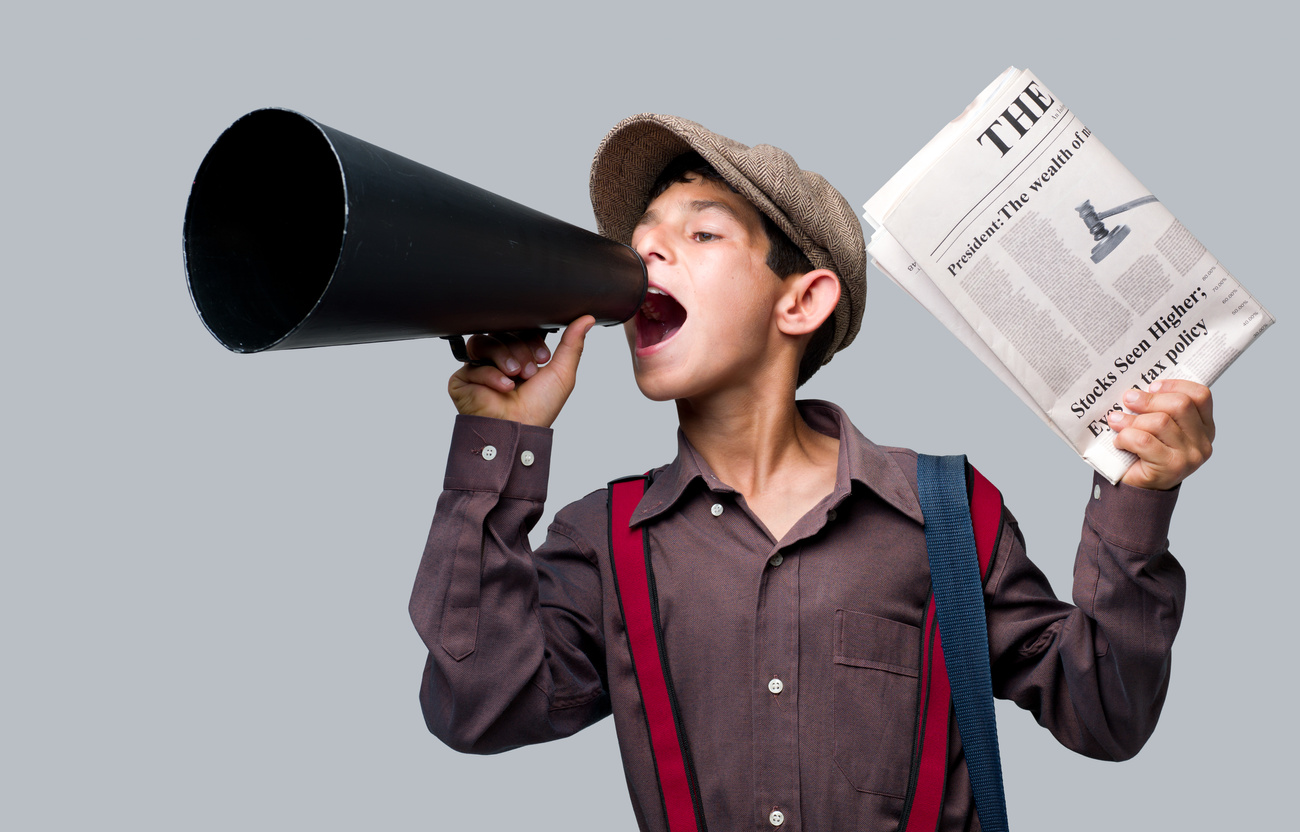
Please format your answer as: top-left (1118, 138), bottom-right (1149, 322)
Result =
top-left (969, 467), bottom-right (1002, 578)
top-left (903, 463), bottom-right (1003, 832)
top-left (609, 478), bottom-right (705, 832)
top-left (907, 584), bottom-right (953, 832)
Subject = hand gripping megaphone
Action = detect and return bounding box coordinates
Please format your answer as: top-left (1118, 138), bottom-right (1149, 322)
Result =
top-left (183, 109), bottom-right (647, 355)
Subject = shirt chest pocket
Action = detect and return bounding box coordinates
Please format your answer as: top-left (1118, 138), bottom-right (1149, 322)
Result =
top-left (832, 608), bottom-right (921, 799)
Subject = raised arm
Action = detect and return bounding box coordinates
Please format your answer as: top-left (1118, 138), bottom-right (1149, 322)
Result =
top-left (409, 314), bottom-right (608, 752)
top-left (986, 478), bottom-right (1186, 760)
top-left (408, 416), bottom-right (612, 753)
top-left (984, 379), bottom-right (1213, 758)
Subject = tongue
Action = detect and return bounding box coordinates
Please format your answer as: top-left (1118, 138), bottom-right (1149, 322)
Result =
top-left (636, 292), bottom-right (687, 349)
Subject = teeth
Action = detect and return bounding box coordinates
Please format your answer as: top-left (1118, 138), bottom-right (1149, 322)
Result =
top-left (642, 287), bottom-right (665, 321)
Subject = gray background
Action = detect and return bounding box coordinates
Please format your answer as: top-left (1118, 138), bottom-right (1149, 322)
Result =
top-left (4, 2), bottom-right (1293, 829)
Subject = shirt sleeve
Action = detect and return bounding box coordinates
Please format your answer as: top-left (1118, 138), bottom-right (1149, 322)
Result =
top-left (985, 470), bottom-right (1185, 761)
top-left (408, 415), bottom-right (611, 754)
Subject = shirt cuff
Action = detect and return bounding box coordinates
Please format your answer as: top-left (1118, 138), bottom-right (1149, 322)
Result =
top-left (1084, 470), bottom-right (1180, 553)
top-left (443, 415), bottom-right (552, 501)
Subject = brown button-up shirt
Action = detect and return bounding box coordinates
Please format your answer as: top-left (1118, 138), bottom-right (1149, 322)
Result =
top-left (409, 401), bottom-right (1184, 831)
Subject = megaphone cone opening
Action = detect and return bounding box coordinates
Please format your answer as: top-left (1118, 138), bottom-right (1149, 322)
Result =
top-left (184, 109), bottom-right (345, 352)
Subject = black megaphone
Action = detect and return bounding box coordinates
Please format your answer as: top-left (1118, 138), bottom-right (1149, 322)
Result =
top-left (183, 108), bottom-right (647, 354)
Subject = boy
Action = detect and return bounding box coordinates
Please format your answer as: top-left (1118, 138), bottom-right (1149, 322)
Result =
top-left (409, 114), bottom-right (1214, 830)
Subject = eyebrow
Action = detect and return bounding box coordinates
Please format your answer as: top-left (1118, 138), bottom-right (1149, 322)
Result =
top-left (689, 199), bottom-right (745, 222)
top-left (634, 199), bottom-right (746, 230)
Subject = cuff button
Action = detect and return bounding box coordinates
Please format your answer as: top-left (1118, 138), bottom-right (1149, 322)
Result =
top-left (521, 450), bottom-right (535, 467)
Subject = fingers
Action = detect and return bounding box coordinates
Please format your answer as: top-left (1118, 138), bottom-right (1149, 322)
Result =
top-left (446, 317), bottom-right (596, 427)
top-left (458, 360), bottom-right (520, 393)
top-left (1111, 381), bottom-right (1214, 445)
top-left (1106, 380), bottom-right (1214, 489)
top-left (524, 331), bottom-right (552, 366)
top-left (464, 332), bottom-right (541, 381)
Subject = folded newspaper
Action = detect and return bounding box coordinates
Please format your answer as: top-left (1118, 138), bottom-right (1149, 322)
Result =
top-left (864, 67), bottom-right (1274, 484)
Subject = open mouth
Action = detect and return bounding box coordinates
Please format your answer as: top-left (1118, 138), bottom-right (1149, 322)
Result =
top-left (635, 287), bottom-right (687, 350)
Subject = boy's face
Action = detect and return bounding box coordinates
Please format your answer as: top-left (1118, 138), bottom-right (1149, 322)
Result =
top-left (626, 174), bottom-right (788, 402)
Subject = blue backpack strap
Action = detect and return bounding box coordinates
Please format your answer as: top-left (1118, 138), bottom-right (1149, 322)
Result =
top-left (917, 453), bottom-right (1009, 832)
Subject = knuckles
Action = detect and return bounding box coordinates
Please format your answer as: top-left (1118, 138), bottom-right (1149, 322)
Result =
top-left (1119, 427), bottom-right (1155, 452)
top-left (1143, 412), bottom-right (1174, 435)
top-left (1165, 393), bottom-right (1197, 420)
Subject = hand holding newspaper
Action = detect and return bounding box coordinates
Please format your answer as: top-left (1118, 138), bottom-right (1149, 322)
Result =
top-left (864, 68), bottom-right (1274, 484)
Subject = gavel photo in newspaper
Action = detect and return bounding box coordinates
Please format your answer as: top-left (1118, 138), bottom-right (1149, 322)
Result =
top-left (1074, 194), bottom-right (1160, 263)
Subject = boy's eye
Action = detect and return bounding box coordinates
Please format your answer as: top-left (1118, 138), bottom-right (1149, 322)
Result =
top-left (692, 232), bottom-right (718, 242)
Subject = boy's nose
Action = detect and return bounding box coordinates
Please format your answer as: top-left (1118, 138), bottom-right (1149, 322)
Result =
top-left (633, 224), bottom-right (672, 265)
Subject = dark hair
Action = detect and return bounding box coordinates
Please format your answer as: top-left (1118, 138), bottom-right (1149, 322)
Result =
top-left (648, 152), bottom-right (833, 387)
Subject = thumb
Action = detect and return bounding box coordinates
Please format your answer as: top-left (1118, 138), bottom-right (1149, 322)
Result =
top-left (546, 315), bottom-right (596, 380)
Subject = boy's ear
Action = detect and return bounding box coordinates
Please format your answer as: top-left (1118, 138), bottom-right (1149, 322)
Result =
top-left (776, 269), bottom-right (841, 337)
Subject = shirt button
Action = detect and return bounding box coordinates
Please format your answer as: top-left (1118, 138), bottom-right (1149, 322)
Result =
top-left (1093, 484), bottom-right (1101, 499)
top-left (710, 503), bottom-right (724, 517)
top-left (768, 553), bottom-right (784, 567)
top-left (767, 677), bottom-right (784, 695)
top-left (769, 808), bottom-right (785, 827)
top-left (480, 445), bottom-right (497, 461)
top-left (827, 509), bottom-right (837, 522)
top-left (520, 450), bottom-right (535, 467)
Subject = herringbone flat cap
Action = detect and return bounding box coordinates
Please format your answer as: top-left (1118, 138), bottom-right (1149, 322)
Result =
top-left (589, 113), bottom-right (866, 371)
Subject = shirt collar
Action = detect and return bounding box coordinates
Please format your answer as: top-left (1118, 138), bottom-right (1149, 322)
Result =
top-left (628, 400), bottom-right (923, 527)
